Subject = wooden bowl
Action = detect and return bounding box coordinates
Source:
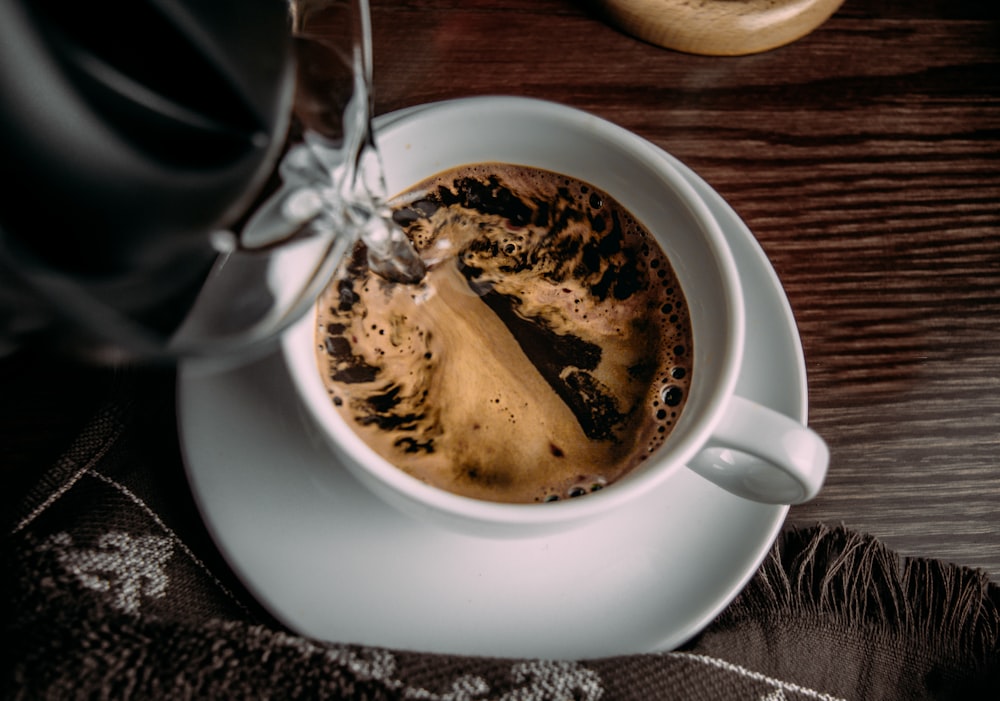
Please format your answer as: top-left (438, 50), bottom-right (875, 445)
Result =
top-left (594, 0), bottom-right (845, 56)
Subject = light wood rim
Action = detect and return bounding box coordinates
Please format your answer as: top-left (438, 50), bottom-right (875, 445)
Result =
top-left (596, 0), bottom-right (845, 56)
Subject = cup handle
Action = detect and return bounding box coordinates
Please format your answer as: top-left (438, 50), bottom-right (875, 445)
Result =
top-left (686, 395), bottom-right (829, 504)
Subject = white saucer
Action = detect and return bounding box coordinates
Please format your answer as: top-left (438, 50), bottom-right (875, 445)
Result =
top-left (178, 134), bottom-right (806, 659)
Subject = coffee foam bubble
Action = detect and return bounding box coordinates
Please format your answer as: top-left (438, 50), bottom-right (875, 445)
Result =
top-left (316, 163), bottom-right (692, 503)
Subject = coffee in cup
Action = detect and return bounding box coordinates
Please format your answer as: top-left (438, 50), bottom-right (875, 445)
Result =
top-left (281, 97), bottom-right (828, 537)
top-left (315, 163), bottom-right (692, 504)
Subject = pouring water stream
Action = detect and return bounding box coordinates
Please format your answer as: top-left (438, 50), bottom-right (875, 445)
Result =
top-left (242, 0), bottom-right (425, 284)
top-left (170, 0), bottom-right (423, 357)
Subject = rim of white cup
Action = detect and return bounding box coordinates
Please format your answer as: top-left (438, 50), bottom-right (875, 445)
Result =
top-left (281, 96), bottom-right (744, 532)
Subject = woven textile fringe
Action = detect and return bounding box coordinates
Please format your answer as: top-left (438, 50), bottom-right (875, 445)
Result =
top-left (4, 388), bottom-right (999, 699)
top-left (718, 523), bottom-right (1000, 666)
top-left (5, 518), bottom-right (999, 699)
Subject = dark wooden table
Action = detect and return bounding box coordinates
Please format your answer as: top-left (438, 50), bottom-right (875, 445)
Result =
top-left (4, 0), bottom-right (999, 578)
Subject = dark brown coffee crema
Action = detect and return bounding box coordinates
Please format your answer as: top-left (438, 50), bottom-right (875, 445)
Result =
top-left (315, 163), bottom-right (692, 504)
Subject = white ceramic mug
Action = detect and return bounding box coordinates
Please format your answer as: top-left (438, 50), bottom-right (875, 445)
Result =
top-left (282, 96), bottom-right (828, 537)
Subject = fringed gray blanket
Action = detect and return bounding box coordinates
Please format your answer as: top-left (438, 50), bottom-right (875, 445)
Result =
top-left (4, 381), bottom-right (998, 700)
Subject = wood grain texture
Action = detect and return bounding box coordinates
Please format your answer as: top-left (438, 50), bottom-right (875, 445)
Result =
top-left (367, 0), bottom-right (1000, 576)
top-left (2, 0), bottom-right (998, 580)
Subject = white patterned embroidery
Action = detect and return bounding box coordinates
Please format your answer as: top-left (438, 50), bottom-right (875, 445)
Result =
top-left (322, 644), bottom-right (491, 701)
top-left (85, 469), bottom-right (252, 615)
top-left (500, 660), bottom-right (603, 701)
top-left (401, 674), bottom-right (491, 701)
top-left (670, 652), bottom-right (846, 701)
top-left (43, 531), bottom-right (173, 614)
top-left (243, 631), bottom-right (603, 701)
